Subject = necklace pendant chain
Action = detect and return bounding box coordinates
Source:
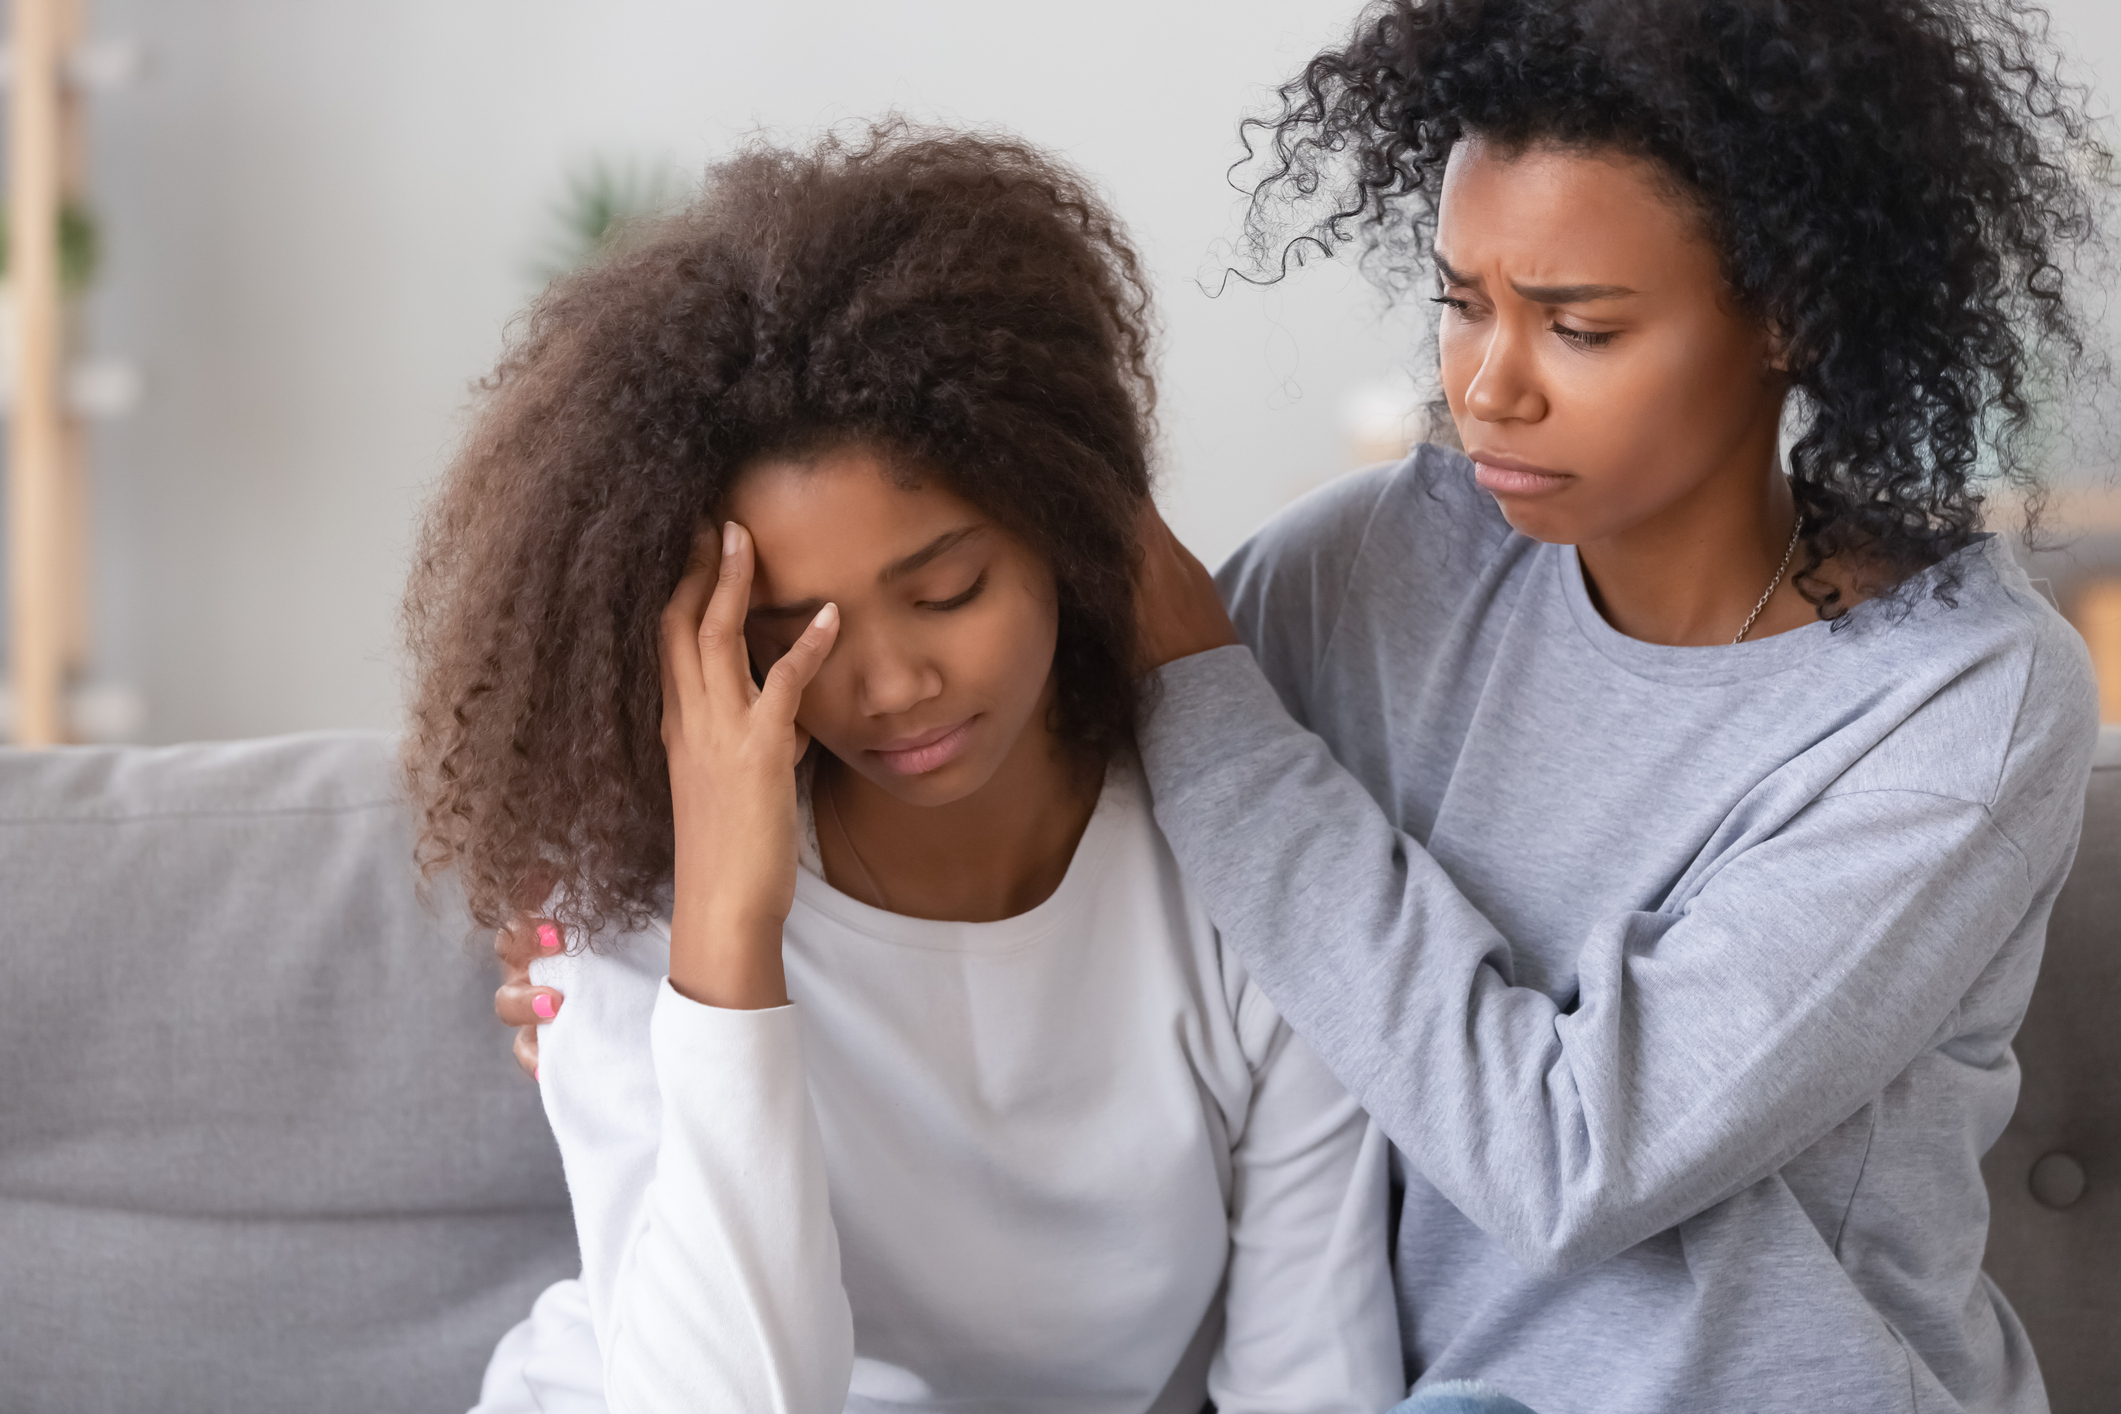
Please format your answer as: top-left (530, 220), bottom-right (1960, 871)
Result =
top-left (1733, 518), bottom-right (1804, 646)
top-left (823, 766), bottom-right (891, 911)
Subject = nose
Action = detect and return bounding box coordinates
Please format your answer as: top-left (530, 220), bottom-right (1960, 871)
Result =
top-left (851, 632), bottom-right (943, 719)
top-left (1462, 315), bottom-right (1549, 426)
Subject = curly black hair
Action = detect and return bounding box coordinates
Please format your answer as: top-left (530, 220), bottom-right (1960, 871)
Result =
top-left (1243, 0), bottom-right (2113, 612)
top-left (403, 124), bottom-right (1157, 936)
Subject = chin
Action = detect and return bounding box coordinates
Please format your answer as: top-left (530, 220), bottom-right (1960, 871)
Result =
top-left (841, 752), bottom-right (997, 809)
top-left (1484, 495), bottom-right (1582, 545)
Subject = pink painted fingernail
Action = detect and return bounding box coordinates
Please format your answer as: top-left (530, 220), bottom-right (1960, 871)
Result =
top-left (533, 994), bottom-right (556, 1020)
top-left (533, 1066), bottom-right (542, 1082)
top-left (537, 922), bottom-right (560, 950)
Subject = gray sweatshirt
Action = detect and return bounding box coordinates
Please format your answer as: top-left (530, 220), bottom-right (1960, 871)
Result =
top-left (1138, 447), bottom-right (2099, 1414)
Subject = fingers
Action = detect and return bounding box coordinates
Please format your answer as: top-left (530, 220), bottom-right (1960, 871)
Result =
top-left (494, 914), bottom-right (562, 974)
top-left (1130, 497), bottom-right (1240, 668)
top-left (496, 977), bottom-right (563, 1028)
top-left (659, 521), bottom-right (723, 715)
top-left (756, 602), bottom-right (840, 725)
top-left (1140, 498), bottom-right (1197, 576)
top-left (1133, 494), bottom-right (1172, 547)
top-left (697, 521), bottom-right (759, 706)
top-left (495, 900), bottom-right (564, 1044)
top-left (512, 1024), bottom-right (541, 1079)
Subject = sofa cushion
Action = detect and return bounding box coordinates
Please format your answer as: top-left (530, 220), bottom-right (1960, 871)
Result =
top-left (0, 732), bottom-right (576, 1414)
top-left (1982, 724), bottom-right (2120, 1414)
top-left (3, 723), bottom-right (2111, 1411)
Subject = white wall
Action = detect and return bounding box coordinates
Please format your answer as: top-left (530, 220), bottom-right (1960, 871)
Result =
top-left (27, 0), bottom-right (2121, 742)
top-left (60, 0), bottom-right (1415, 742)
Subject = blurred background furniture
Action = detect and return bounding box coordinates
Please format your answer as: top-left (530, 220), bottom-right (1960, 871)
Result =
top-left (5, 0), bottom-right (143, 747)
top-left (0, 726), bottom-right (2113, 1411)
top-left (1981, 724), bottom-right (2121, 1414)
top-left (4, 0), bottom-right (2119, 750)
top-left (7, 0), bottom-right (89, 748)
top-left (0, 732), bottom-right (573, 1414)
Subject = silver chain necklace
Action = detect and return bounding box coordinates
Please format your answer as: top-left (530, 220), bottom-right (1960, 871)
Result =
top-left (821, 764), bottom-right (891, 911)
top-left (1733, 518), bottom-right (1804, 645)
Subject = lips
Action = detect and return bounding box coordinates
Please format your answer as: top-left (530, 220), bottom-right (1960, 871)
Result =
top-left (866, 717), bottom-right (977, 776)
top-left (1470, 453), bottom-right (1573, 498)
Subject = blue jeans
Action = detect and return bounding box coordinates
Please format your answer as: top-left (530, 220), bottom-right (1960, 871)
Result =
top-left (1389, 1381), bottom-right (1541, 1414)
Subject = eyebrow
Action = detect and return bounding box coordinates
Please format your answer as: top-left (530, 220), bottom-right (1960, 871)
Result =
top-left (1434, 252), bottom-right (1636, 305)
top-left (746, 524), bottom-right (985, 620)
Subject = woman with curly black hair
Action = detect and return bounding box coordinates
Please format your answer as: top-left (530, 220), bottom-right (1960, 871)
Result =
top-left (418, 128), bottom-right (1408, 1414)
top-left (1129, 0), bottom-right (2108, 1409)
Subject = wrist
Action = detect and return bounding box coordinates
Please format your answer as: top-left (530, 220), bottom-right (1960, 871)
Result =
top-left (1151, 626), bottom-right (1240, 669)
top-left (667, 903), bottom-right (787, 1010)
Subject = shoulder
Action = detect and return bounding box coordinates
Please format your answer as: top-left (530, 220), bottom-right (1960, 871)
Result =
top-left (1102, 763), bottom-right (1264, 1051)
top-left (1216, 446), bottom-right (1516, 713)
top-left (1220, 443), bottom-right (1508, 594)
top-left (530, 919), bottom-right (673, 1034)
top-left (1103, 762), bottom-right (1286, 1064)
top-left (1828, 538), bottom-right (2098, 873)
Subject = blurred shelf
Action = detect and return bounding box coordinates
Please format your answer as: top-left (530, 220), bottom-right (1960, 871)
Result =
top-left (0, 355), bottom-right (140, 417)
top-left (0, 36), bottom-right (141, 91)
top-left (0, 678), bottom-right (144, 743)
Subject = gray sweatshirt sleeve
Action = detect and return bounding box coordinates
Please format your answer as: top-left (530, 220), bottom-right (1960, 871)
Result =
top-left (1139, 645), bottom-right (2057, 1276)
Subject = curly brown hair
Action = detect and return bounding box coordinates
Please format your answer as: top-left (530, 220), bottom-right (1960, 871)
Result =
top-left (403, 124), bottom-right (1158, 936)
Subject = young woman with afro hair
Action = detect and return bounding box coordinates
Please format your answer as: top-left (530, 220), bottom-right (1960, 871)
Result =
top-left (416, 130), bottom-right (1418, 1414)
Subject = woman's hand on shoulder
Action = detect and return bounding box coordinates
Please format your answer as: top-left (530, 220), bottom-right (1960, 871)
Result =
top-left (659, 521), bottom-right (839, 1010)
top-left (1133, 498), bottom-right (1240, 670)
top-left (493, 910), bottom-right (565, 1077)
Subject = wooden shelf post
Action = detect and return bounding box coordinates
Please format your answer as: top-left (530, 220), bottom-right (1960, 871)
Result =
top-left (7, 0), bottom-right (78, 745)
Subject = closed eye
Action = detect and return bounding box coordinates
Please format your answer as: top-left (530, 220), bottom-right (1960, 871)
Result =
top-left (919, 573), bottom-right (987, 611)
top-left (1551, 323), bottom-right (1618, 349)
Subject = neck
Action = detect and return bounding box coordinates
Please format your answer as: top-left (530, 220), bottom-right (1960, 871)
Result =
top-left (1576, 439), bottom-right (1803, 647)
top-left (818, 692), bottom-right (1100, 923)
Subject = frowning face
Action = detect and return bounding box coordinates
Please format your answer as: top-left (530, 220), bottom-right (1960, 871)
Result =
top-left (1435, 136), bottom-right (1788, 547)
top-left (729, 442), bottom-right (1062, 809)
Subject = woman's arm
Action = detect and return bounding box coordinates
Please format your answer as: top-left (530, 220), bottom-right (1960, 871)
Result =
top-left (534, 520), bottom-right (852, 1413)
top-left (533, 944), bottom-right (854, 1414)
top-left (1139, 641), bottom-right (2072, 1278)
top-left (1132, 498), bottom-right (2093, 1277)
top-left (1209, 981), bottom-right (1405, 1414)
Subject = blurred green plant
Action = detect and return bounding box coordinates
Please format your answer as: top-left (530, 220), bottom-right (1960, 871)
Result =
top-left (532, 157), bottom-right (678, 284)
top-left (0, 201), bottom-right (101, 294)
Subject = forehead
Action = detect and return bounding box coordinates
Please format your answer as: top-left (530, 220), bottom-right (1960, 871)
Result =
top-left (1436, 137), bottom-right (1714, 285)
top-left (728, 443), bottom-right (984, 582)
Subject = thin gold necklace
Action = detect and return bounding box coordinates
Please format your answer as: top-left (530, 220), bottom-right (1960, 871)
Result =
top-left (1733, 518), bottom-right (1803, 645)
top-left (820, 764), bottom-right (891, 911)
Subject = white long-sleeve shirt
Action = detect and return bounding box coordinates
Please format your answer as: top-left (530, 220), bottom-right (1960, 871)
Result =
top-left (474, 764), bottom-right (1404, 1414)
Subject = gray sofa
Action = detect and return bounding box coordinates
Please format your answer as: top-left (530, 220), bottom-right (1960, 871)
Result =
top-left (2, 728), bottom-right (2115, 1413)
top-left (1, 734), bottom-right (576, 1412)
